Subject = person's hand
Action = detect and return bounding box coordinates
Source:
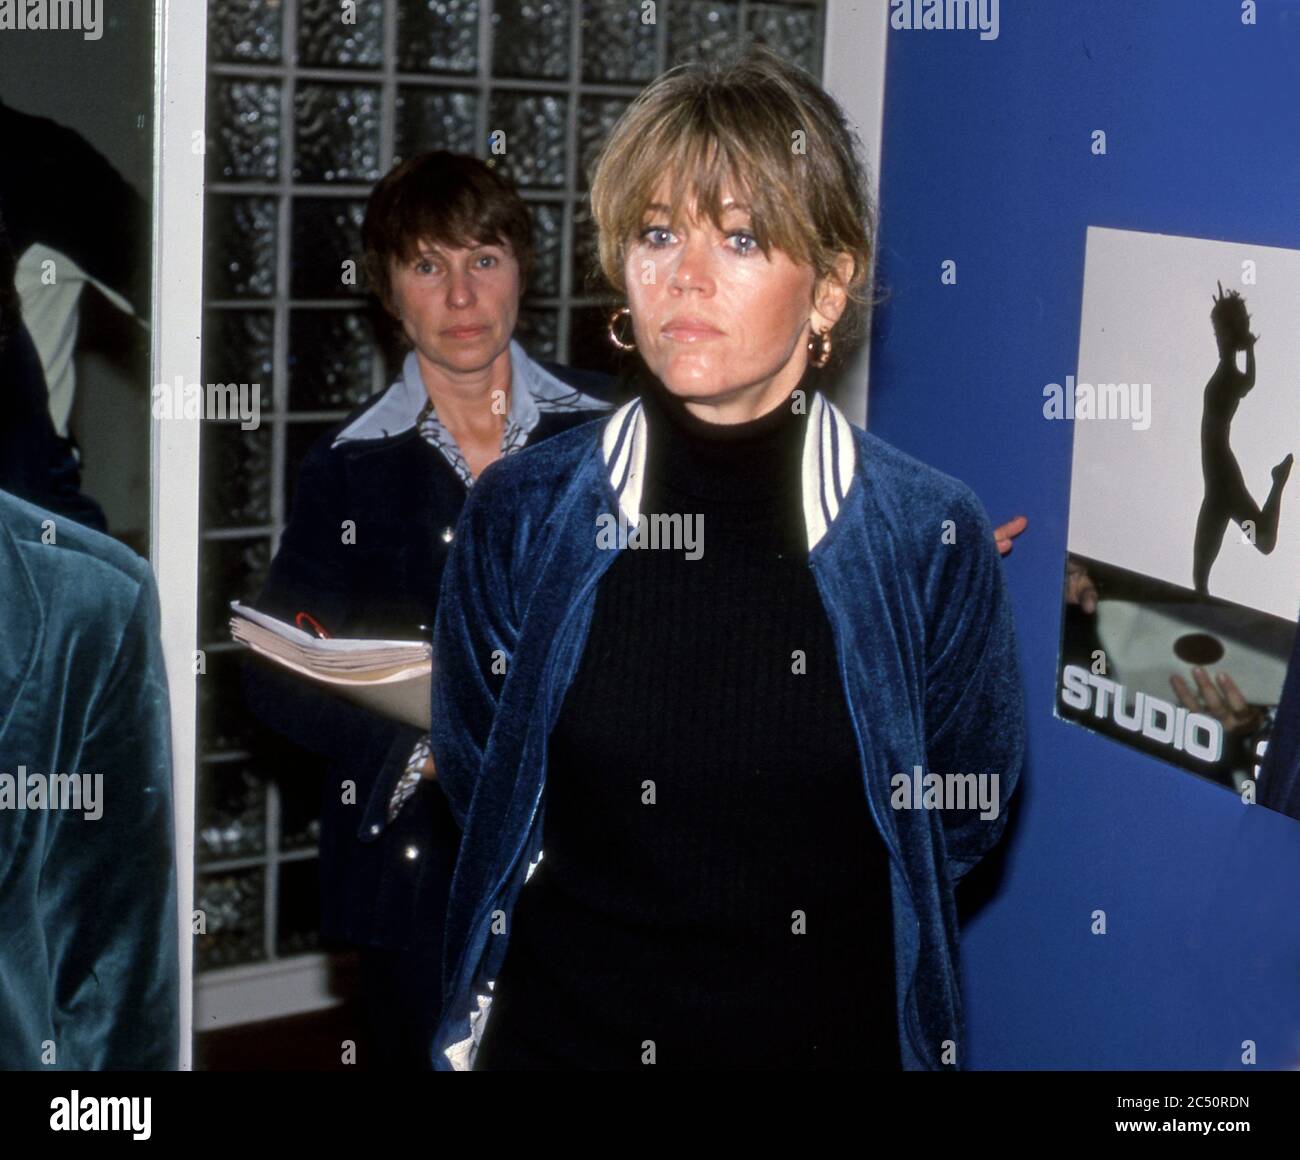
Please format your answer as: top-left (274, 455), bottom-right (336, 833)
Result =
top-left (420, 753), bottom-right (437, 780)
top-left (1170, 668), bottom-right (1264, 735)
top-left (1065, 557), bottom-right (1098, 613)
top-left (993, 514), bottom-right (1028, 556)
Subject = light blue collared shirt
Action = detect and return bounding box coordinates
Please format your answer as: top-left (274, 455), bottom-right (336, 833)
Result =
top-left (332, 339), bottom-right (610, 488)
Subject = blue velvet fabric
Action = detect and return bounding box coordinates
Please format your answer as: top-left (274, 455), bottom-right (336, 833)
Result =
top-left (0, 488), bottom-right (177, 1069)
top-left (428, 394), bottom-right (1026, 1070)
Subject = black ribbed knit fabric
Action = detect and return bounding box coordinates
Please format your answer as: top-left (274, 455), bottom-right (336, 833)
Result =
top-left (474, 357), bottom-right (899, 1071)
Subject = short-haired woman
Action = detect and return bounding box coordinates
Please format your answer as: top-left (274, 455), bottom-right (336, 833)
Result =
top-left (243, 152), bottom-right (610, 1068)
top-left (430, 47), bottom-right (1027, 1071)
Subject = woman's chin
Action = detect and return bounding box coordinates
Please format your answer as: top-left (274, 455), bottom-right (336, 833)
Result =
top-left (653, 359), bottom-right (735, 399)
top-left (418, 335), bottom-right (508, 375)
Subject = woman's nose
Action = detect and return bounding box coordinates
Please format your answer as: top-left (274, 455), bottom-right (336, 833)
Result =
top-left (445, 267), bottom-right (475, 306)
top-left (669, 235), bottom-right (714, 295)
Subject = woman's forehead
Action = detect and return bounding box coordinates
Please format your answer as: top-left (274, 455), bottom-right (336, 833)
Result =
top-left (402, 235), bottom-right (509, 257)
top-left (637, 187), bottom-right (753, 221)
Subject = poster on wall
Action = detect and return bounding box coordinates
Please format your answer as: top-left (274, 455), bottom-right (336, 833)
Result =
top-left (1056, 226), bottom-right (1300, 801)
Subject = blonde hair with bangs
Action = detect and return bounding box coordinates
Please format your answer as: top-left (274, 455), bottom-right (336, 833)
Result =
top-left (587, 42), bottom-right (877, 361)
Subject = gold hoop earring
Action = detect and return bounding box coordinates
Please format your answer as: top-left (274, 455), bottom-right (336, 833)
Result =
top-left (607, 305), bottom-right (636, 351)
top-left (808, 326), bottom-right (831, 369)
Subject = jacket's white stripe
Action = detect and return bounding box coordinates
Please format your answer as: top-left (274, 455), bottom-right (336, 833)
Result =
top-left (802, 395), bottom-right (829, 552)
top-left (600, 398), bottom-right (646, 525)
top-left (601, 399), bottom-right (637, 486)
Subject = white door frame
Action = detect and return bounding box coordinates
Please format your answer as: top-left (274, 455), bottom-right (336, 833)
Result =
top-left (149, 0), bottom-right (208, 1072)
top-left (822, 0), bottom-right (890, 427)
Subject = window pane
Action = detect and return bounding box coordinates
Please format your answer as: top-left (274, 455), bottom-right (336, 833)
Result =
top-left (297, 0), bottom-right (384, 68)
top-left (397, 0), bottom-right (480, 73)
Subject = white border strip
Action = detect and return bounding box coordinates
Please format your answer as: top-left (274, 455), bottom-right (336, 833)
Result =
top-left (150, 0), bottom-right (208, 1071)
top-left (195, 954), bottom-right (352, 1034)
top-left (822, 0), bottom-right (890, 427)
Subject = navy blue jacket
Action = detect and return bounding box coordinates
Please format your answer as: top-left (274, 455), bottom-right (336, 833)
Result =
top-left (429, 390), bottom-right (1027, 1070)
top-left (242, 351), bottom-right (613, 954)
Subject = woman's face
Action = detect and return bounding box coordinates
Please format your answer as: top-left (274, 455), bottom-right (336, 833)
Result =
top-left (623, 178), bottom-right (846, 419)
top-left (388, 237), bottom-right (521, 377)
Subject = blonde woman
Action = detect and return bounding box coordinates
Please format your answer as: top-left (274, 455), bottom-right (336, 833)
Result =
top-left (429, 44), bottom-right (1026, 1071)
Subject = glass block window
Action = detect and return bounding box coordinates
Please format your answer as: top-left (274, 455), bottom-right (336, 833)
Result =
top-left (200, 0), bottom-right (824, 980)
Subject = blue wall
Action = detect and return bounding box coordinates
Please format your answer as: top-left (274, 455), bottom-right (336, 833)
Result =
top-left (869, 0), bottom-right (1300, 1068)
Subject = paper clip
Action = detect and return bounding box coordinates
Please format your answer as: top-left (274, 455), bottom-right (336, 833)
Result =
top-left (295, 611), bottom-right (332, 639)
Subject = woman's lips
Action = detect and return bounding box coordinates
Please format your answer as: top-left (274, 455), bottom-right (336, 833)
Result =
top-left (443, 325), bottom-right (488, 339)
top-left (661, 321), bottom-right (724, 341)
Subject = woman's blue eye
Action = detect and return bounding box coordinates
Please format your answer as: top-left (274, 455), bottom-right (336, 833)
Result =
top-left (730, 232), bottom-right (760, 255)
top-left (415, 260), bottom-right (436, 274)
top-left (476, 254), bottom-right (498, 268)
top-left (640, 226), bottom-right (675, 247)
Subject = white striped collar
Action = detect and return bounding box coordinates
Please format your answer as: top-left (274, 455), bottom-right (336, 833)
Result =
top-left (600, 389), bottom-right (857, 552)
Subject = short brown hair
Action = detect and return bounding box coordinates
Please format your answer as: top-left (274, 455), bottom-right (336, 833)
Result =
top-left (361, 151), bottom-right (535, 314)
top-left (587, 43), bottom-right (876, 363)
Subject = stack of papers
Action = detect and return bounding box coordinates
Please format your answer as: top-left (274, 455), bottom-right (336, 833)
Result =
top-left (229, 602), bottom-right (432, 729)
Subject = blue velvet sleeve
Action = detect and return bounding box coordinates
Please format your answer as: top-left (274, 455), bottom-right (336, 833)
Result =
top-left (922, 486), bottom-right (1027, 884)
top-left (46, 565), bottom-right (178, 1068)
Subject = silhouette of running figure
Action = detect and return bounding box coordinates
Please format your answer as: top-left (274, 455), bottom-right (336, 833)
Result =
top-left (1193, 282), bottom-right (1292, 595)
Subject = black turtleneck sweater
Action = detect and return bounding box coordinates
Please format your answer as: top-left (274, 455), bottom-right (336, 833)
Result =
top-left (473, 359), bottom-right (899, 1071)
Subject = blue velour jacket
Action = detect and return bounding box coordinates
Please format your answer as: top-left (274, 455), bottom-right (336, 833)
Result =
top-left (428, 390), bottom-right (1027, 1071)
top-left (0, 488), bottom-right (177, 1069)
